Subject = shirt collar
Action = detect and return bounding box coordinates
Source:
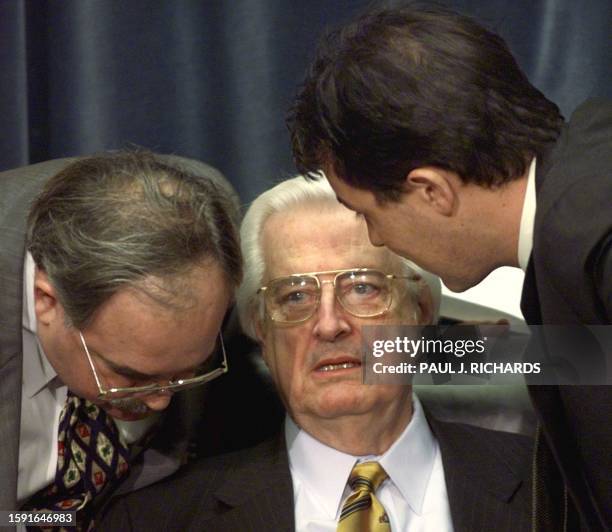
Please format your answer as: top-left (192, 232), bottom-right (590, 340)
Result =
top-left (285, 394), bottom-right (437, 517)
top-left (23, 252), bottom-right (37, 332)
top-left (22, 252), bottom-right (59, 397)
top-left (285, 413), bottom-right (356, 518)
top-left (376, 394), bottom-right (436, 514)
top-left (518, 158), bottom-right (537, 271)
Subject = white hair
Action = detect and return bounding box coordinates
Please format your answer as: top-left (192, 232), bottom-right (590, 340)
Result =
top-left (236, 175), bottom-right (441, 340)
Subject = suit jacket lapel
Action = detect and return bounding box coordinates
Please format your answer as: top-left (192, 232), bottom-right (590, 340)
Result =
top-left (211, 433), bottom-right (294, 532)
top-left (203, 419), bottom-right (529, 532)
top-left (427, 415), bottom-right (528, 532)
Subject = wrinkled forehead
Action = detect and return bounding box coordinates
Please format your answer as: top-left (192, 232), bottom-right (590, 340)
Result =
top-left (261, 204), bottom-right (400, 279)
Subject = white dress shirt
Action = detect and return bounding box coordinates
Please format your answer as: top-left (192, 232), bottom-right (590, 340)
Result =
top-left (18, 253), bottom-right (157, 505)
top-left (518, 158), bottom-right (537, 271)
top-left (18, 253), bottom-right (66, 504)
top-left (286, 394), bottom-right (453, 532)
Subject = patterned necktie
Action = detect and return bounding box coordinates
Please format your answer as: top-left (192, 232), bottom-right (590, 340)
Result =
top-left (337, 461), bottom-right (391, 532)
top-left (23, 391), bottom-right (130, 530)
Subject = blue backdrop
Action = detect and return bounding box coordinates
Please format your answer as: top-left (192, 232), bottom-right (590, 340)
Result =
top-left (1, 0), bottom-right (610, 203)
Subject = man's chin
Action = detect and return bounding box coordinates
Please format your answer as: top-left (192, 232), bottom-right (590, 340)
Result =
top-left (312, 387), bottom-right (369, 417)
top-left (442, 274), bottom-right (480, 293)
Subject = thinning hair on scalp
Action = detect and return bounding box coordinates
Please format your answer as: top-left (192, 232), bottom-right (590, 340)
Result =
top-left (288, 4), bottom-right (564, 199)
top-left (236, 175), bottom-right (441, 340)
top-left (27, 150), bottom-right (242, 328)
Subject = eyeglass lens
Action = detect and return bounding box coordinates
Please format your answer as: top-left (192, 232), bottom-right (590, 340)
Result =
top-left (100, 336), bottom-right (226, 399)
top-left (266, 270), bottom-right (392, 322)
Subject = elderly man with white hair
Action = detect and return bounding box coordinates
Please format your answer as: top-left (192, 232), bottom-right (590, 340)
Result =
top-left (100, 176), bottom-right (533, 532)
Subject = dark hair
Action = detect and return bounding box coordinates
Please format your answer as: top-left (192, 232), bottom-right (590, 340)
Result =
top-left (288, 5), bottom-right (564, 199)
top-left (27, 150), bottom-right (242, 328)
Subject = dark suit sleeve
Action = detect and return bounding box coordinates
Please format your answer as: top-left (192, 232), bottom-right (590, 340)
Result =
top-left (97, 496), bottom-right (134, 532)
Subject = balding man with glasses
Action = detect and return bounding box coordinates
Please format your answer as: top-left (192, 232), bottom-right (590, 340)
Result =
top-left (0, 150), bottom-right (241, 530)
top-left (100, 176), bottom-right (533, 532)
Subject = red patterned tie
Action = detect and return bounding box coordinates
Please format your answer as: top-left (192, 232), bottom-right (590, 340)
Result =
top-left (23, 391), bottom-right (130, 530)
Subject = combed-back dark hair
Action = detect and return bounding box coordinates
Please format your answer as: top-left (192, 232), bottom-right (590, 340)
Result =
top-left (288, 4), bottom-right (564, 199)
top-left (27, 150), bottom-right (242, 328)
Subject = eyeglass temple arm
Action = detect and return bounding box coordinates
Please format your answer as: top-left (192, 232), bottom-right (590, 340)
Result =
top-left (79, 332), bottom-right (106, 392)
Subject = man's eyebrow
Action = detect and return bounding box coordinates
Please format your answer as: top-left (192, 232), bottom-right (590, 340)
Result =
top-left (92, 343), bottom-right (217, 381)
top-left (95, 353), bottom-right (162, 380)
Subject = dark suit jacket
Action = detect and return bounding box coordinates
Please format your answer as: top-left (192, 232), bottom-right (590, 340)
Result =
top-left (0, 155), bottom-right (238, 515)
top-left (521, 98), bottom-right (612, 530)
top-left (99, 416), bottom-right (533, 532)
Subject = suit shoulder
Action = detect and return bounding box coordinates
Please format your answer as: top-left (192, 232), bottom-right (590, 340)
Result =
top-left (436, 419), bottom-right (532, 451)
top-left (99, 436), bottom-right (283, 532)
top-left (431, 418), bottom-right (533, 475)
top-left (140, 435), bottom-right (281, 497)
top-left (429, 419), bottom-right (534, 529)
top-left (190, 434), bottom-right (285, 476)
top-left (437, 419), bottom-right (532, 445)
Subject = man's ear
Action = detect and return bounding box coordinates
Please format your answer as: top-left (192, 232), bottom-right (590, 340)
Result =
top-left (254, 316), bottom-right (265, 344)
top-left (254, 315), bottom-right (271, 364)
top-left (416, 281), bottom-right (435, 325)
top-left (34, 267), bottom-right (61, 326)
top-left (405, 166), bottom-right (458, 216)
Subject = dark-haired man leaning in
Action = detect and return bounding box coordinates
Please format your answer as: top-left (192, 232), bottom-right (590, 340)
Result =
top-left (100, 176), bottom-right (532, 532)
top-left (288, 5), bottom-right (611, 530)
top-left (0, 151), bottom-right (241, 529)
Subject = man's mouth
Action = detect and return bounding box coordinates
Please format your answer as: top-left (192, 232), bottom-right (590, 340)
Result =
top-left (103, 398), bottom-right (150, 418)
top-left (314, 357), bottom-right (361, 373)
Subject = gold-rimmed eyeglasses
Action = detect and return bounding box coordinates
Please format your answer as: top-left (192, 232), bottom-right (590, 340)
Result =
top-left (79, 331), bottom-right (228, 399)
top-left (257, 268), bottom-right (420, 324)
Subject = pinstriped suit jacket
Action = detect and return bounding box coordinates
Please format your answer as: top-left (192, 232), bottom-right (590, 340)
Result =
top-left (520, 99), bottom-right (612, 530)
top-left (0, 155), bottom-right (238, 514)
top-left (99, 415), bottom-right (533, 532)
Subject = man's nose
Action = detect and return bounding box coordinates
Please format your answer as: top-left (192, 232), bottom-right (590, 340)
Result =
top-left (140, 390), bottom-right (173, 412)
top-left (366, 220), bottom-right (384, 247)
top-left (312, 286), bottom-right (351, 341)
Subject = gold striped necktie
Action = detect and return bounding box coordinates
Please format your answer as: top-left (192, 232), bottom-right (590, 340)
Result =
top-left (337, 461), bottom-right (390, 531)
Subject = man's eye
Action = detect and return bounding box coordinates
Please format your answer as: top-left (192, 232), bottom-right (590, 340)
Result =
top-left (115, 374), bottom-right (148, 387)
top-left (352, 283), bottom-right (378, 296)
top-left (282, 291), bottom-right (312, 305)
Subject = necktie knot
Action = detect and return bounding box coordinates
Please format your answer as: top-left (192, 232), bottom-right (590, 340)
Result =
top-left (23, 391), bottom-right (130, 530)
top-left (348, 461), bottom-right (388, 492)
top-left (338, 462), bottom-right (390, 531)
